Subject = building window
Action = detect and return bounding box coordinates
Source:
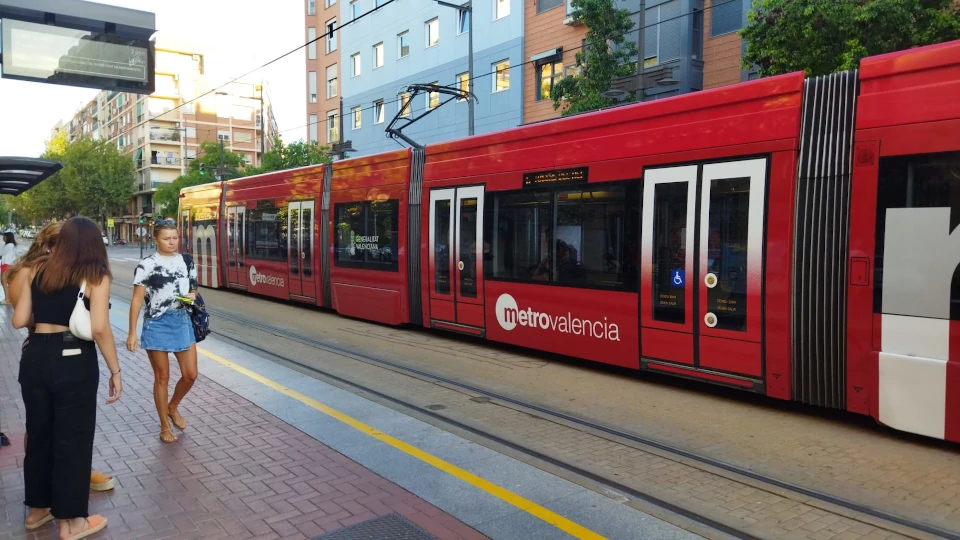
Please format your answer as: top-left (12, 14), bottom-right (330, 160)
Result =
top-left (333, 200), bottom-right (400, 272)
top-left (373, 42), bottom-right (384, 68)
top-left (308, 71), bottom-right (318, 102)
top-left (399, 92), bottom-right (411, 116)
top-left (351, 0), bottom-right (360, 19)
top-left (308, 0), bottom-right (316, 15)
top-left (351, 53), bottom-right (361, 77)
top-left (711, 0), bottom-right (743, 37)
top-left (307, 27), bottom-right (317, 59)
top-left (327, 110), bottom-right (339, 143)
top-left (186, 127), bottom-right (196, 138)
top-left (538, 0), bottom-right (562, 13)
top-left (374, 100), bottom-right (385, 123)
top-left (352, 106), bottom-right (362, 129)
top-left (426, 18), bottom-right (439, 47)
top-left (495, 0), bottom-right (509, 19)
top-left (458, 9), bottom-right (470, 33)
top-left (376, 0), bottom-right (386, 7)
top-left (493, 60), bottom-right (510, 92)
top-left (398, 31), bottom-right (410, 58)
top-left (326, 64), bottom-right (338, 98)
top-left (457, 72), bottom-right (469, 101)
top-left (427, 83), bottom-right (440, 109)
top-left (326, 0), bottom-right (335, 7)
top-left (692, 8), bottom-right (703, 59)
top-left (536, 60), bottom-right (563, 100)
top-left (326, 18), bottom-right (337, 53)
top-left (644, 1), bottom-right (681, 67)
top-left (309, 114), bottom-right (319, 143)
top-left (484, 184), bottom-right (639, 290)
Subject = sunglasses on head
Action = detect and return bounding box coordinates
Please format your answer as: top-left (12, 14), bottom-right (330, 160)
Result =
top-left (156, 219), bottom-right (177, 227)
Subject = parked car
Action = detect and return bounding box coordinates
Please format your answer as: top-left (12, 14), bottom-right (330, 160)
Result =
top-left (102, 233), bottom-right (109, 245)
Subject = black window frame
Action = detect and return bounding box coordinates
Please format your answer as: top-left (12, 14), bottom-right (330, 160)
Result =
top-left (483, 180), bottom-right (639, 292)
top-left (535, 58), bottom-right (564, 101)
top-left (333, 199), bottom-right (400, 272)
top-left (537, 0), bottom-right (563, 14)
top-left (710, 0), bottom-right (743, 37)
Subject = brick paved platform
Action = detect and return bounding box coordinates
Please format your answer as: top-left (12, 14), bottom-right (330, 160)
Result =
top-left (0, 312), bottom-right (486, 540)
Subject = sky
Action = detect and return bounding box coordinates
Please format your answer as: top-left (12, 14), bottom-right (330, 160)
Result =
top-left (0, 0), bottom-right (306, 157)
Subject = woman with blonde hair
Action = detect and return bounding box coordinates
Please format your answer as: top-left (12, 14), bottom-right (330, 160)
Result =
top-left (5, 221), bottom-right (116, 494)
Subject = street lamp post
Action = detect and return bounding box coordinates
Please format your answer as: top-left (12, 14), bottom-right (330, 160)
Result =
top-left (435, 0), bottom-right (474, 136)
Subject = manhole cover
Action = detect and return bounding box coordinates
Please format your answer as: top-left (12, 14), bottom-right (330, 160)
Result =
top-left (425, 404), bottom-right (446, 411)
top-left (315, 513), bottom-right (436, 539)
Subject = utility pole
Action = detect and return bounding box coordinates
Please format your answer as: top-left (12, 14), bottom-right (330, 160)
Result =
top-left (338, 96), bottom-right (345, 160)
top-left (637, 0), bottom-right (645, 102)
top-left (435, 0), bottom-right (473, 136)
top-left (219, 138), bottom-right (225, 179)
top-left (259, 83), bottom-right (266, 162)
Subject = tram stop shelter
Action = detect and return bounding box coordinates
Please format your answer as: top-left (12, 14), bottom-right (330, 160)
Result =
top-left (0, 0), bottom-right (155, 194)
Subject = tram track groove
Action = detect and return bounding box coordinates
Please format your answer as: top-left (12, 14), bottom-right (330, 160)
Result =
top-left (109, 283), bottom-right (958, 540)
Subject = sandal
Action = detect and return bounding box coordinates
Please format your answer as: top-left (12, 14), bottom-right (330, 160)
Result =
top-left (159, 429), bottom-right (178, 443)
top-left (25, 511), bottom-right (53, 530)
top-left (168, 411), bottom-right (187, 431)
top-left (61, 515), bottom-right (107, 540)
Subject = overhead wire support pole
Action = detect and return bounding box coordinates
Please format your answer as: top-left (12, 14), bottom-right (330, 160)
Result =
top-left (435, 0), bottom-right (474, 136)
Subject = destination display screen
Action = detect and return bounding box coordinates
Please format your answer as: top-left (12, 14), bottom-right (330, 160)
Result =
top-left (522, 167), bottom-right (588, 188)
top-left (1, 18), bottom-right (154, 93)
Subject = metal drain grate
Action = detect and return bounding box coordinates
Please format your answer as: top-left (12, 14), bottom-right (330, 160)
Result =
top-left (315, 513), bottom-right (437, 539)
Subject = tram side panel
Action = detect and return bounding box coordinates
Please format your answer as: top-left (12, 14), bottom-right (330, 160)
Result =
top-left (329, 150), bottom-right (412, 326)
top-left (848, 39), bottom-right (960, 443)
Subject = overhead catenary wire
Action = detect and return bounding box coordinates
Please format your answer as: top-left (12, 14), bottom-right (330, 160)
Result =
top-left (277, 0), bottom-right (739, 138)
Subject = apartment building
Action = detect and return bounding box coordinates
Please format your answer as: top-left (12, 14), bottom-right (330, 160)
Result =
top-left (525, 0), bottom-right (706, 124)
top-left (53, 39), bottom-right (278, 241)
top-left (305, 0), bottom-right (342, 147)
top-left (702, 0), bottom-right (753, 89)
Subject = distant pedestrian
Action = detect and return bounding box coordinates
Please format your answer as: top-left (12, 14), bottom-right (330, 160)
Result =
top-left (1, 231), bottom-right (18, 304)
top-left (5, 222), bottom-right (117, 493)
top-left (13, 216), bottom-right (122, 540)
top-left (126, 218), bottom-right (198, 443)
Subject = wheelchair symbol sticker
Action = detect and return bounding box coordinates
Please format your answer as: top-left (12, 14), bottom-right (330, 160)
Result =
top-left (671, 270), bottom-right (684, 287)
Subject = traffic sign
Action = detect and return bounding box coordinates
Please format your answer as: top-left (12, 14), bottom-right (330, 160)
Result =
top-left (107, 218), bottom-right (115, 227)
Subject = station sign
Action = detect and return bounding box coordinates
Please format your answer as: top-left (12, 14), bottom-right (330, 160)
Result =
top-left (0, 18), bottom-right (155, 94)
top-left (522, 167), bottom-right (588, 188)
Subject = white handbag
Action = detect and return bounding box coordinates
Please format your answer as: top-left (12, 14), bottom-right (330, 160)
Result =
top-left (69, 280), bottom-right (94, 341)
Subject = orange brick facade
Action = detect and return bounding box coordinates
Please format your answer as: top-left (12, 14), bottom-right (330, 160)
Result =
top-left (523, 2), bottom-right (587, 124)
top-left (702, 0), bottom-right (743, 89)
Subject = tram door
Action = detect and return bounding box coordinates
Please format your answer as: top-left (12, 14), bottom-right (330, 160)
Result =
top-left (226, 206), bottom-right (246, 288)
top-left (288, 200), bottom-right (316, 300)
top-left (428, 187), bottom-right (486, 332)
top-left (640, 159), bottom-right (767, 379)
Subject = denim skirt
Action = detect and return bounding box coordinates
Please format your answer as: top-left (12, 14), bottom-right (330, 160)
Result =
top-left (141, 308), bottom-right (195, 352)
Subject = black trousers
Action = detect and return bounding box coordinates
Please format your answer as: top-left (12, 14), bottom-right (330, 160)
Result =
top-left (19, 332), bottom-right (99, 519)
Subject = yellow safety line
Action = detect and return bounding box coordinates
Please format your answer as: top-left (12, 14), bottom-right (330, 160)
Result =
top-left (198, 347), bottom-right (605, 540)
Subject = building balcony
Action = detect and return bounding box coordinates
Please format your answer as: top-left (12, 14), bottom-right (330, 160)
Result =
top-left (149, 128), bottom-right (181, 143)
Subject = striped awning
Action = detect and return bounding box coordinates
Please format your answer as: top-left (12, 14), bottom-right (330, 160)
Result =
top-left (0, 157), bottom-right (63, 195)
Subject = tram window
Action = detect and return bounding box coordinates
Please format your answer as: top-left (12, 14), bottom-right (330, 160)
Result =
top-left (333, 199), bottom-right (400, 272)
top-left (245, 204), bottom-right (287, 262)
top-left (485, 183), bottom-right (638, 290)
top-left (652, 182), bottom-right (687, 323)
top-left (874, 151), bottom-right (960, 319)
top-left (488, 191), bottom-right (553, 282)
top-left (435, 199), bottom-right (452, 294)
top-left (706, 177), bottom-right (750, 331)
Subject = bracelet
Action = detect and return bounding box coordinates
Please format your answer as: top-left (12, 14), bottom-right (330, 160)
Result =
top-left (111, 369), bottom-right (121, 376)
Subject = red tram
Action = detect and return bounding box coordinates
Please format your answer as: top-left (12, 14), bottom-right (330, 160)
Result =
top-left (179, 40), bottom-right (960, 443)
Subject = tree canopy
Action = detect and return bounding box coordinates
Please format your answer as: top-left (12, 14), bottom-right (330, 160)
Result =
top-left (152, 141), bottom-right (245, 217)
top-left (244, 136), bottom-right (331, 175)
top-left (550, 0), bottom-right (637, 116)
top-left (742, 0), bottom-right (960, 77)
top-left (14, 133), bottom-right (135, 223)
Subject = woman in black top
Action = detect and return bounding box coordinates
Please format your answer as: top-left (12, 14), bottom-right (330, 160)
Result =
top-left (13, 216), bottom-right (122, 540)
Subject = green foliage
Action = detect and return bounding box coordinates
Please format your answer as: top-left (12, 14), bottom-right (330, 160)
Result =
top-left (742, 0), bottom-right (960, 77)
top-left (244, 136), bottom-right (332, 176)
top-left (14, 133), bottom-right (135, 223)
top-left (550, 0), bottom-right (637, 116)
top-left (153, 141), bottom-right (246, 217)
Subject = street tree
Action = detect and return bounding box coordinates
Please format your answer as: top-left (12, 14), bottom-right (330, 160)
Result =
top-left (15, 132), bottom-right (91, 221)
top-left (59, 138), bottom-right (136, 224)
top-left (153, 141), bottom-right (246, 217)
top-left (245, 136), bottom-right (331, 175)
top-left (550, 0), bottom-right (637, 116)
top-left (742, 0), bottom-right (960, 78)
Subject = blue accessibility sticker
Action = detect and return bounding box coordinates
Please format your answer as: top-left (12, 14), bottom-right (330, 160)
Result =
top-left (671, 269), bottom-right (685, 287)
